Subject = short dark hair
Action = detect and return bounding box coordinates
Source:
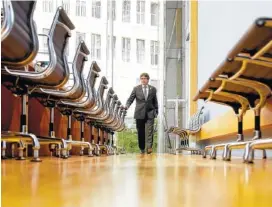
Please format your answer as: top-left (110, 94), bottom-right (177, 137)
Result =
top-left (140, 73), bottom-right (150, 80)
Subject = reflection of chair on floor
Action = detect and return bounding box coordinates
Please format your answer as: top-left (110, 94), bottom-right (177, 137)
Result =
top-left (193, 17), bottom-right (272, 163)
top-left (167, 107), bottom-right (204, 154)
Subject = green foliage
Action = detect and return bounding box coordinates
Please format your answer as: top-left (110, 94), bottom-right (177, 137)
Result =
top-left (117, 122), bottom-right (158, 153)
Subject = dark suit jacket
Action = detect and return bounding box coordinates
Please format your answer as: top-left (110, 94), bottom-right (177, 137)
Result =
top-left (126, 85), bottom-right (158, 119)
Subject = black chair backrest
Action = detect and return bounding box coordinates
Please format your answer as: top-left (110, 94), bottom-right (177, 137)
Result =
top-left (103, 94), bottom-right (118, 124)
top-left (37, 41), bottom-right (89, 102)
top-left (107, 100), bottom-right (122, 128)
top-left (36, 7), bottom-right (75, 87)
top-left (104, 87), bottom-right (115, 111)
top-left (113, 101), bottom-right (122, 120)
top-left (2, 6), bottom-right (75, 90)
top-left (87, 61), bottom-right (101, 103)
top-left (116, 101), bottom-right (122, 119)
top-left (96, 76), bottom-right (109, 108)
top-left (1, 1), bottom-right (38, 68)
top-left (65, 41), bottom-right (89, 100)
top-left (110, 95), bottom-right (118, 114)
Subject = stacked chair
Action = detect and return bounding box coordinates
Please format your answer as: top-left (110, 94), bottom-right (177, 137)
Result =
top-left (193, 17), bottom-right (272, 163)
top-left (1, 1), bottom-right (127, 161)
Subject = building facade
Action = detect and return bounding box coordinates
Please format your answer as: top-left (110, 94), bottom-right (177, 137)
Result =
top-left (34, 0), bottom-right (162, 122)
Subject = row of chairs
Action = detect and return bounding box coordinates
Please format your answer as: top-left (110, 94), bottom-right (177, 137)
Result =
top-left (193, 17), bottom-right (272, 163)
top-left (1, 1), bottom-right (126, 161)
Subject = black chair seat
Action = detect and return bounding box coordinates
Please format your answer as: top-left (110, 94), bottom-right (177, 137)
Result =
top-left (75, 76), bottom-right (109, 117)
top-left (61, 61), bottom-right (101, 110)
top-left (33, 41), bottom-right (89, 103)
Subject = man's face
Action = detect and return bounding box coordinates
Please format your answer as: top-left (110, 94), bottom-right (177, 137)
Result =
top-left (140, 76), bottom-right (149, 85)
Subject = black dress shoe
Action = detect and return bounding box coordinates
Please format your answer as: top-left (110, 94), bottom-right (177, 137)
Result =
top-left (140, 150), bottom-right (145, 154)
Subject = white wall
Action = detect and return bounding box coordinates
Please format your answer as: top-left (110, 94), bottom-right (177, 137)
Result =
top-left (198, 1), bottom-right (272, 119)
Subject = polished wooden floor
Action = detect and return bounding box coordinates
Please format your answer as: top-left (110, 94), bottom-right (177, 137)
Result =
top-left (2, 154), bottom-right (272, 207)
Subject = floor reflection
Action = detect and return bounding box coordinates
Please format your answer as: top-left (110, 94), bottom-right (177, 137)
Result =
top-left (1, 155), bottom-right (272, 207)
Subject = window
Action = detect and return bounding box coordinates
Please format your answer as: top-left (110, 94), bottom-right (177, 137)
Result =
top-left (136, 39), bottom-right (145, 63)
top-left (122, 37), bottom-right (131, 62)
top-left (150, 79), bottom-right (159, 89)
top-left (136, 78), bottom-right (140, 84)
top-left (76, 0), bottom-right (86, 17)
top-left (76, 32), bottom-right (85, 48)
top-left (107, 36), bottom-right (116, 59)
top-left (136, 0), bottom-right (145, 24)
top-left (91, 34), bottom-right (101, 59)
top-left (122, 0), bottom-right (130, 23)
top-left (107, 0), bottom-right (116, 21)
top-left (42, 28), bottom-right (49, 53)
top-left (92, 0), bottom-right (101, 19)
top-left (151, 3), bottom-right (159, 26)
top-left (62, 0), bottom-right (70, 15)
top-left (150, 40), bottom-right (159, 65)
top-left (42, 0), bottom-right (53, 13)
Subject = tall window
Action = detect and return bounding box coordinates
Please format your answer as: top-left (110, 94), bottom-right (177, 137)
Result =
top-left (42, 0), bottom-right (53, 13)
top-left (91, 34), bottom-right (101, 59)
top-left (62, 0), bottom-right (70, 15)
top-left (122, 0), bottom-right (131, 23)
top-left (122, 37), bottom-right (131, 62)
top-left (136, 0), bottom-right (145, 24)
top-left (76, 32), bottom-right (85, 47)
top-left (76, 0), bottom-right (86, 17)
top-left (150, 40), bottom-right (159, 65)
top-left (136, 39), bottom-right (145, 63)
top-left (92, 0), bottom-right (101, 18)
top-left (151, 3), bottom-right (159, 26)
top-left (42, 28), bottom-right (50, 53)
top-left (107, 0), bottom-right (116, 21)
top-left (107, 36), bottom-right (116, 59)
top-left (150, 79), bottom-right (159, 89)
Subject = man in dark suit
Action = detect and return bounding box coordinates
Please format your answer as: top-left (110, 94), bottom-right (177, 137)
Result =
top-left (124, 73), bottom-right (158, 154)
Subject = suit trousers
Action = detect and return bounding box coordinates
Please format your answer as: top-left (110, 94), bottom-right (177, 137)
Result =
top-left (136, 116), bottom-right (154, 151)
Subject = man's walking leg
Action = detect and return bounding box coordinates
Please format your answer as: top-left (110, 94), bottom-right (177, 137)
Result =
top-left (145, 118), bottom-right (154, 154)
top-left (136, 119), bottom-right (146, 152)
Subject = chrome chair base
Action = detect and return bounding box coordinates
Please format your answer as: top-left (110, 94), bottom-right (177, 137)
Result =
top-left (203, 138), bottom-right (271, 163)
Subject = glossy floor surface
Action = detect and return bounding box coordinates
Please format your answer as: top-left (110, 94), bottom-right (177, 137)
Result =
top-left (2, 154), bottom-right (272, 207)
